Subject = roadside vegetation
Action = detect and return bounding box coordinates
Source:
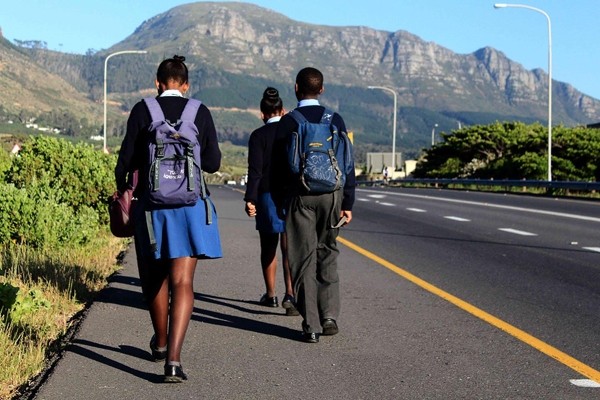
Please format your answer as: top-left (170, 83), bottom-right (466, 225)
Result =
top-left (0, 135), bottom-right (126, 400)
top-left (413, 122), bottom-right (600, 181)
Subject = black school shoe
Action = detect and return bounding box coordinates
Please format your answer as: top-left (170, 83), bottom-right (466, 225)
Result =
top-left (259, 293), bottom-right (278, 307)
top-left (282, 294), bottom-right (300, 316)
top-left (301, 321), bottom-right (320, 343)
top-left (164, 364), bottom-right (188, 383)
top-left (149, 334), bottom-right (167, 362)
top-left (301, 331), bottom-right (320, 343)
top-left (321, 318), bottom-right (339, 336)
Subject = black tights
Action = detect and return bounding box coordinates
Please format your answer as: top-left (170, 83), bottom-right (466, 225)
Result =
top-left (140, 257), bottom-right (197, 363)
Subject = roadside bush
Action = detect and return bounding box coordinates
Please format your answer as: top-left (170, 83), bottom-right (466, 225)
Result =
top-left (5, 136), bottom-right (116, 224)
top-left (413, 123), bottom-right (600, 180)
top-left (0, 181), bottom-right (99, 249)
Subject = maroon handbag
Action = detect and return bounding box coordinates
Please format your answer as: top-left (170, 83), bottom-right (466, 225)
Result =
top-left (109, 171), bottom-right (138, 238)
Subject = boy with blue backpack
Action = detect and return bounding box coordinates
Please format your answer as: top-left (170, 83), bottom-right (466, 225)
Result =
top-left (272, 67), bottom-right (355, 343)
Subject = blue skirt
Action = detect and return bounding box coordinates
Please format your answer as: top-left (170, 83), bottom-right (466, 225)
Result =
top-left (134, 197), bottom-right (222, 260)
top-left (255, 192), bottom-right (285, 234)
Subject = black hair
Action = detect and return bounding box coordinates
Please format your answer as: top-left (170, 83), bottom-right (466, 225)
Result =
top-left (295, 67), bottom-right (323, 96)
top-left (260, 87), bottom-right (283, 116)
top-left (156, 55), bottom-right (189, 85)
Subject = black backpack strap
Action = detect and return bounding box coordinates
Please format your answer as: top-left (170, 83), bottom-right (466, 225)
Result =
top-left (145, 210), bottom-right (157, 253)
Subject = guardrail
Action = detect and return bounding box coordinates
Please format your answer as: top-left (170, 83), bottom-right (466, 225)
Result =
top-left (357, 178), bottom-right (600, 192)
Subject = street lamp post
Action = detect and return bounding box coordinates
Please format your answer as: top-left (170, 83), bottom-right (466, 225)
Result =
top-left (431, 123), bottom-right (438, 146)
top-left (494, 3), bottom-right (552, 181)
top-left (368, 86), bottom-right (398, 173)
top-left (103, 50), bottom-right (147, 153)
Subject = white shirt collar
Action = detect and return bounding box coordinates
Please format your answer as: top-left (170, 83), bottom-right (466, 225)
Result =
top-left (297, 99), bottom-right (320, 107)
top-left (266, 116), bottom-right (282, 124)
top-left (159, 89), bottom-right (184, 97)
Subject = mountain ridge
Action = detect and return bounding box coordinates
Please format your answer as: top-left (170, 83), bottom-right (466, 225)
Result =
top-left (110, 2), bottom-right (599, 122)
top-left (1, 1), bottom-right (598, 155)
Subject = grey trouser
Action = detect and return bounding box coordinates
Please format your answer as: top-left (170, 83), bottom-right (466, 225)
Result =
top-left (285, 191), bottom-right (342, 333)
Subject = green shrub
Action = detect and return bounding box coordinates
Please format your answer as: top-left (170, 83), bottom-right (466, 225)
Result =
top-left (0, 146), bottom-right (11, 181)
top-left (5, 136), bottom-right (116, 224)
top-left (0, 181), bottom-right (99, 249)
top-left (0, 282), bottom-right (50, 325)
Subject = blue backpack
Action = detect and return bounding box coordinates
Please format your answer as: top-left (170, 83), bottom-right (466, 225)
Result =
top-left (287, 108), bottom-right (353, 194)
top-left (144, 97), bottom-right (207, 206)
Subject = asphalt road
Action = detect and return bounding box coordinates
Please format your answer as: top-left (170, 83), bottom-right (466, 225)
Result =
top-left (32, 186), bottom-right (600, 399)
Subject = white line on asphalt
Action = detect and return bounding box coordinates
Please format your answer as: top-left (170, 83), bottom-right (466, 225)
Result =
top-left (444, 216), bottom-right (471, 222)
top-left (357, 188), bottom-right (600, 223)
top-left (367, 194), bottom-right (387, 199)
top-left (569, 379), bottom-right (600, 388)
top-left (498, 228), bottom-right (538, 236)
top-left (357, 198), bottom-right (371, 202)
top-left (407, 208), bottom-right (427, 213)
top-left (582, 247), bottom-right (600, 253)
top-left (379, 202), bottom-right (395, 206)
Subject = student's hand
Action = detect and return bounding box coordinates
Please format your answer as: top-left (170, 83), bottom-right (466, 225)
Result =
top-left (340, 210), bottom-right (352, 225)
top-left (245, 201), bottom-right (256, 217)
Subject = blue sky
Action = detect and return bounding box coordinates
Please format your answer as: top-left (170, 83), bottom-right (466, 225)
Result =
top-left (2, 0), bottom-right (599, 99)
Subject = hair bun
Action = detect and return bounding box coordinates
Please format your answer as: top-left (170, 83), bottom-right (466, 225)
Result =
top-left (173, 55), bottom-right (186, 62)
top-left (263, 87), bottom-right (279, 100)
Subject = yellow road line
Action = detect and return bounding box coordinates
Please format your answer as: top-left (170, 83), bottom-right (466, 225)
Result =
top-left (338, 236), bottom-right (600, 383)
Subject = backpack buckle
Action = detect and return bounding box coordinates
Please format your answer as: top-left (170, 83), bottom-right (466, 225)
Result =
top-left (156, 141), bottom-right (165, 158)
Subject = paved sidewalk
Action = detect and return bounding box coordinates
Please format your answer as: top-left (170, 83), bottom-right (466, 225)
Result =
top-left (35, 187), bottom-right (495, 400)
top-left (33, 187), bottom-right (419, 399)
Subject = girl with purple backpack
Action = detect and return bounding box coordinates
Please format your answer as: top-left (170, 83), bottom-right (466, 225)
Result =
top-left (115, 55), bottom-right (222, 383)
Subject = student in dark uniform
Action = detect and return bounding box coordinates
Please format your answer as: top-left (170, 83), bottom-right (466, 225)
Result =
top-left (244, 87), bottom-right (298, 316)
top-left (272, 67), bottom-right (355, 343)
top-left (115, 55), bottom-right (222, 382)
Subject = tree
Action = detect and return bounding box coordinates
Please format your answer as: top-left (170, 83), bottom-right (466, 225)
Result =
top-left (413, 122), bottom-right (599, 181)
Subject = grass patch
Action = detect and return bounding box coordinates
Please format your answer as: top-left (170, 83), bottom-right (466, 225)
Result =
top-left (0, 233), bottom-right (127, 400)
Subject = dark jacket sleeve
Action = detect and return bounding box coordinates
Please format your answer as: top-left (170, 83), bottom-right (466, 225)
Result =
top-left (196, 104), bottom-right (221, 173)
top-left (244, 129), bottom-right (263, 203)
top-left (115, 101), bottom-right (148, 193)
top-left (270, 114), bottom-right (295, 210)
top-left (333, 113), bottom-right (356, 211)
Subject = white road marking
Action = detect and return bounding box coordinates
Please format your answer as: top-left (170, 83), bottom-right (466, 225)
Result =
top-left (407, 208), bottom-right (427, 213)
top-left (569, 379), bottom-right (600, 388)
top-left (357, 188), bottom-right (600, 223)
top-left (582, 247), bottom-right (600, 253)
top-left (498, 228), bottom-right (538, 236)
top-left (379, 202), bottom-right (395, 207)
top-left (357, 198), bottom-right (371, 202)
top-left (367, 194), bottom-right (387, 199)
top-left (444, 216), bottom-right (471, 222)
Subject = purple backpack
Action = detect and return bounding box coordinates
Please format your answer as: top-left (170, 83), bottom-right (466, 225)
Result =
top-left (144, 97), bottom-right (206, 206)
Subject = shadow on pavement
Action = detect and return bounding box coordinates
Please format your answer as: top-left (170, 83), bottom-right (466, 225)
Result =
top-left (68, 339), bottom-right (163, 383)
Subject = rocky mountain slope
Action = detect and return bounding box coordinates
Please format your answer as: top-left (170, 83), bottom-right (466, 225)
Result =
top-left (1, 2), bottom-right (598, 154)
top-left (112, 2), bottom-right (599, 123)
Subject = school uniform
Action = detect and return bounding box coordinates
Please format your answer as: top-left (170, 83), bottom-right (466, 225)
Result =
top-left (244, 116), bottom-right (285, 233)
top-left (272, 99), bottom-right (356, 335)
top-left (115, 90), bottom-right (222, 260)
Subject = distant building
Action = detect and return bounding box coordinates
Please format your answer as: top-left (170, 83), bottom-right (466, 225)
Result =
top-left (366, 152), bottom-right (402, 174)
top-left (364, 152), bottom-right (417, 178)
